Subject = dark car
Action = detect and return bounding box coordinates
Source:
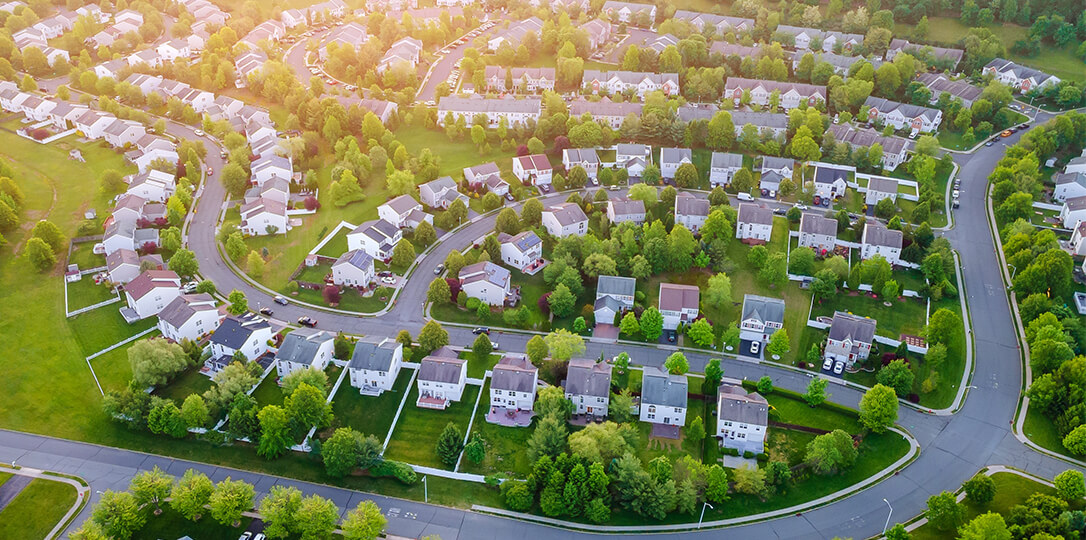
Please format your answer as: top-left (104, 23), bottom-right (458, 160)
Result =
top-left (298, 316), bottom-right (317, 327)
top-left (259, 307), bottom-right (273, 316)
top-left (472, 327), bottom-right (490, 335)
top-left (274, 295), bottom-right (288, 305)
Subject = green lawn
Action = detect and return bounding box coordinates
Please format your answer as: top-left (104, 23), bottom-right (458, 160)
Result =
top-left (1023, 404), bottom-right (1068, 456)
top-left (315, 227), bottom-right (350, 258)
top-left (134, 505), bottom-right (253, 540)
top-left (67, 308), bottom-right (158, 356)
top-left (810, 292), bottom-right (928, 339)
top-left (66, 276), bottom-right (118, 311)
top-left (459, 380), bottom-right (535, 477)
top-left (384, 383), bottom-right (482, 469)
top-left (636, 396), bottom-right (707, 465)
top-left (154, 365), bottom-right (215, 404)
top-left (89, 334), bottom-right (159, 394)
top-left (460, 351), bottom-right (503, 379)
top-left (326, 368), bottom-right (413, 441)
top-left (68, 241), bottom-right (105, 270)
top-left (937, 130), bottom-right (974, 151)
top-left (0, 477), bottom-right (78, 540)
top-left (251, 372), bottom-right (285, 407)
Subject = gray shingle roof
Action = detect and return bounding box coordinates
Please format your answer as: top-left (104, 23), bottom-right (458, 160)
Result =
top-left (864, 222), bottom-right (903, 249)
top-left (418, 356), bottom-right (465, 384)
top-left (660, 147), bottom-right (692, 165)
top-left (717, 384), bottom-right (768, 425)
top-left (868, 177), bottom-right (898, 194)
top-left (499, 230), bottom-right (541, 253)
top-left (711, 152), bottom-right (743, 169)
top-left (741, 295), bottom-right (785, 326)
top-left (491, 355), bottom-right (537, 393)
top-left (157, 293), bottom-right (216, 328)
top-left (275, 328), bottom-right (333, 366)
top-left (762, 156), bottom-right (794, 172)
top-left (828, 311), bottom-right (876, 343)
top-left (594, 294), bottom-right (623, 314)
top-left (545, 203), bottom-right (588, 226)
top-left (800, 213), bottom-right (838, 236)
top-left (608, 197), bottom-right (645, 217)
top-left (864, 96), bottom-right (941, 123)
top-left (641, 367), bottom-right (687, 408)
top-left (674, 192), bottom-right (709, 217)
top-left (209, 313), bottom-right (270, 349)
top-left (565, 358), bottom-right (612, 397)
top-left (349, 338), bottom-right (400, 371)
top-left (737, 203), bottom-right (773, 226)
top-left (597, 275), bottom-right (636, 297)
top-left (459, 261), bottom-right (511, 289)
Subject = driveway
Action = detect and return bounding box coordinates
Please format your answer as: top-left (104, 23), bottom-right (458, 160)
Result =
top-left (593, 323), bottom-right (618, 340)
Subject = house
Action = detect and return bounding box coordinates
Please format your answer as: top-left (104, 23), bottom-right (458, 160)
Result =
top-left (914, 73), bottom-right (982, 109)
top-left (813, 166), bottom-right (849, 200)
top-left (659, 148), bottom-right (692, 179)
top-left (437, 97), bottom-right (542, 128)
top-left (827, 125), bottom-right (910, 171)
top-left (1068, 157), bottom-right (1086, 175)
top-left (709, 152), bottom-right (743, 187)
top-left (716, 383), bottom-right (769, 454)
top-left (639, 367), bottom-right (687, 427)
top-left (377, 37), bottom-right (423, 74)
top-left (332, 249), bottom-right (375, 288)
top-left (581, 70), bottom-right (680, 98)
top-left (642, 33), bottom-right (679, 54)
top-left (235, 50), bottom-right (269, 84)
top-left (1060, 196), bottom-right (1086, 229)
top-left (157, 39), bottom-right (191, 63)
top-left (982, 58), bottom-right (1059, 93)
top-left (710, 41), bottom-right (763, 60)
top-left (241, 19), bottom-right (287, 49)
top-left (463, 162), bottom-right (510, 196)
top-left (207, 313), bottom-right (273, 364)
top-left (250, 155), bottom-right (292, 187)
top-left (1055, 172), bottom-right (1086, 203)
top-left (127, 48), bottom-right (163, 68)
top-left (864, 97), bottom-right (942, 133)
top-left (736, 203), bottom-right (773, 244)
top-left (562, 148), bottom-right (600, 178)
top-left (601, 0), bottom-right (656, 23)
top-left (498, 230), bottom-right (542, 271)
top-left (1069, 222), bottom-right (1086, 256)
top-left (486, 17), bottom-right (543, 52)
top-left (738, 295), bottom-right (785, 357)
top-left (126, 169), bottom-right (175, 203)
top-left (774, 25), bottom-right (863, 53)
top-left (542, 203), bottom-right (589, 237)
top-left (865, 177), bottom-right (899, 206)
top-left (102, 120), bottom-right (146, 148)
top-left (275, 328), bottom-right (335, 378)
top-left (245, 179), bottom-right (289, 207)
top-left (102, 220), bottom-right (159, 255)
top-left (791, 51), bottom-right (876, 77)
top-left (346, 219), bottom-right (402, 261)
top-left (74, 110), bottom-right (118, 139)
top-left (106, 248), bottom-right (142, 284)
top-left (124, 270), bottom-right (181, 320)
top-left (378, 195), bottom-right (430, 229)
top-left (580, 19), bottom-right (611, 50)
top-left (760, 157), bottom-right (794, 195)
top-left (673, 11), bottom-right (753, 34)
top-left (564, 359), bottom-right (612, 416)
top-left (483, 67), bottom-right (556, 93)
top-left (674, 192), bottom-right (710, 232)
top-left (798, 213), bottom-right (838, 254)
top-left (606, 197), bottom-right (646, 224)
top-left (512, 154), bottom-right (552, 186)
top-left (490, 355), bottom-right (538, 413)
top-left (459, 261), bottom-right (512, 306)
top-left (416, 356), bottom-right (468, 409)
top-left (659, 283), bottom-right (699, 330)
top-left (348, 338), bottom-right (404, 395)
top-left (130, 137), bottom-right (179, 173)
top-left (594, 275), bottom-right (635, 325)
top-left (724, 78), bottom-right (826, 110)
top-left (568, 98), bottom-right (642, 130)
top-left (157, 293), bottom-right (222, 343)
top-left (886, 39), bottom-right (964, 70)
top-left (419, 176), bottom-right (467, 210)
top-left (825, 311), bottom-right (876, 367)
top-left (861, 222), bottom-right (903, 264)
top-left (240, 197), bottom-right (288, 236)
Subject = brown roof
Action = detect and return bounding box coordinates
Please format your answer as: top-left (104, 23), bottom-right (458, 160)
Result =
top-left (659, 283), bottom-right (699, 312)
top-left (125, 270), bottom-right (179, 300)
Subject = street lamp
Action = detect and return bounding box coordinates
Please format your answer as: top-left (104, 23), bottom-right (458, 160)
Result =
top-left (422, 475), bottom-right (428, 503)
top-left (1008, 263), bottom-right (1018, 279)
top-left (698, 501), bottom-right (714, 529)
top-left (883, 498), bottom-right (893, 534)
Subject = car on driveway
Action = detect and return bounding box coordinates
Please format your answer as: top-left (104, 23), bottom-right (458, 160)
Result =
top-left (274, 296), bottom-right (288, 305)
top-left (505, 192), bottom-right (515, 201)
top-left (239, 533), bottom-right (252, 540)
top-left (259, 307), bottom-right (273, 316)
top-left (822, 358), bottom-right (833, 371)
top-left (298, 316), bottom-right (317, 327)
top-left (181, 281), bottom-right (198, 294)
top-left (380, 276), bottom-right (396, 285)
top-left (833, 361), bottom-right (845, 375)
top-left (472, 327), bottom-right (489, 335)
top-left (749, 341), bottom-right (760, 355)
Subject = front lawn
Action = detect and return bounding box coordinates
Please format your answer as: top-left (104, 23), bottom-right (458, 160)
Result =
top-left (326, 368), bottom-right (413, 441)
top-left (0, 477), bottom-right (78, 540)
top-left (459, 380), bottom-right (535, 477)
top-left (383, 383), bottom-right (482, 469)
top-left (1023, 404), bottom-right (1068, 457)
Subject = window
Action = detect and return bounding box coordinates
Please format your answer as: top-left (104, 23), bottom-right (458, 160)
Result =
top-left (648, 405), bottom-right (656, 413)
top-left (647, 413), bottom-right (655, 419)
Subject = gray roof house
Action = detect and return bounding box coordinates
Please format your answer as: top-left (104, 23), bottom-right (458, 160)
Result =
top-left (564, 359), bottom-right (613, 416)
top-left (348, 337), bottom-right (403, 394)
top-left (717, 383), bottom-right (769, 453)
top-left (275, 328), bottom-right (335, 376)
top-left (659, 147), bottom-right (693, 179)
top-left (639, 367), bottom-right (688, 427)
top-left (825, 311), bottom-right (877, 366)
top-left (738, 295), bottom-right (786, 357)
top-left (866, 177), bottom-right (899, 205)
top-left (798, 213), bottom-right (839, 253)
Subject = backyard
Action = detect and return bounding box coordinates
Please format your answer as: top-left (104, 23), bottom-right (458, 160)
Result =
top-left (383, 383), bottom-right (482, 469)
top-left (326, 368), bottom-right (415, 440)
top-left (459, 380), bottom-right (535, 477)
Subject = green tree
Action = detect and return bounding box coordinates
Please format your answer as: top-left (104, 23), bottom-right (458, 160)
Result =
top-left (246, 250), bottom-right (265, 278)
top-left (341, 500), bottom-right (387, 540)
top-left (225, 232), bottom-right (247, 261)
top-left (226, 290), bottom-right (248, 315)
top-left (548, 283), bottom-right (577, 318)
top-left (129, 467), bottom-right (173, 514)
top-left (877, 359), bottom-right (914, 397)
top-left (25, 237), bottom-right (55, 270)
top-left (664, 352), bottom-right (689, 374)
top-left (180, 394), bottom-right (210, 429)
top-left (436, 422), bottom-right (464, 466)
top-left (859, 384), bottom-right (898, 432)
top-left (963, 474), bottom-right (996, 504)
top-left (418, 320), bottom-right (449, 353)
top-left (527, 415), bottom-right (569, 462)
top-left (295, 495), bottom-right (339, 539)
top-left (766, 329), bottom-right (790, 358)
top-left (804, 377), bottom-right (828, 406)
top-left (427, 277), bottom-right (451, 304)
top-left (259, 485), bottom-right (302, 538)
top-left (640, 307), bottom-right (664, 341)
top-left (925, 491), bottom-right (965, 531)
top-left (544, 329), bottom-right (585, 361)
top-left (391, 238), bottom-right (415, 268)
top-left (209, 478), bottom-right (256, 527)
top-left (257, 405), bottom-right (293, 459)
top-left (92, 490), bottom-right (145, 539)
top-left (958, 512), bottom-right (1011, 540)
top-left (619, 311), bottom-right (640, 337)
top-left (805, 429), bottom-right (858, 474)
top-left (1055, 470), bottom-right (1085, 501)
top-left (171, 469), bottom-right (214, 521)
top-left (687, 318), bottom-right (714, 346)
top-left (526, 335), bottom-right (548, 364)
top-left (705, 272), bottom-right (732, 305)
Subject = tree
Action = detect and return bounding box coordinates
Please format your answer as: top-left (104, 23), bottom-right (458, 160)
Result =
top-left (664, 352), bottom-right (688, 374)
top-left (295, 495), bottom-right (339, 539)
top-left (760, 252), bottom-right (787, 287)
top-left (766, 329), bottom-right (790, 358)
top-left (342, 500), bottom-right (387, 540)
top-left (732, 464), bottom-right (767, 496)
top-left (526, 335), bottom-right (548, 364)
top-left (427, 278), bottom-right (451, 304)
top-left (687, 319), bottom-right (714, 346)
top-left (181, 394), bottom-right (210, 429)
top-left (30, 220), bottom-right (63, 252)
top-left (129, 338), bottom-right (190, 388)
top-left (925, 308), bottom-right (962, 346)
top-left (544, 329), bottom-right (585, 361)
top-left (926, 491), bottom-right (965, 531)
top-left (225, 232), bottom-right (247, 261)
top-left (859, 384), bottom-right (898, 432)
top-left (804, 377), bottom-right (828, 406)
top-left (171, 469), bottom-right (214, 521)
top-left (881, 279), bottom-right (900, 301)
top-left (417, 321), bottom-right (449, 353)
top-left (877, 359), bottom-right (914, 398)
top-left (323, 427), bottom-right (381, 478)
top-left (619, 311), bottom-right (640, 337)
top-left (286, 382), bottom-right (333, 432)
top-left (210, 477), bottom-right (256, 527)
top-left (527, 415), bottom-right (568, 462)
top-left (227, 290), bottom-right (248, 315)
top-left (259, 485), bottom-right (302, 538)
top-left (640, 307), bottom-right (664, 341)
top-left (705, 272), bottom-right (732, 306)
top-left (686, 416), bottom-right (705, 445)
top-left (391, 238), bottom-right (415, 268)
top-left (245, 250), bottom-right (265, 279)
top-left (92, 490), bottom-right (145, 539)
top-left (130, 467), bottom-right (172, 514)
top-left (963, 474), bottom-right (996, 504)
top-left (958, 512), bottom-right (1011, 540)
top-left (281, 368), bottom-right (329, 397)
top-left (548, 283), bottom-right (577, 318)
top-left (1063, 425), bottom-right (1086, 455)
top-left (148, 400), bottom-right (186, 438)
top-left (25, 237), bottom-right (56, 270)
top-left (436, 421), bottom-right (463, 466)
top-left (257, 405), bottom-right (293, 459)
top-left (805, 429), bottom-right (858, 474)
top-left (674, 163), bottom-right (699, 188)
top-left (1055, 470), bottom-right (1085, 501)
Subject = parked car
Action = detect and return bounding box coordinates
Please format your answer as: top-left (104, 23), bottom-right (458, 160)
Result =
top-left (833, 361), bottom-right (845, 375)
top-left (259, 307), bottom-right (273, 316)
top-left (434, 263), bottom-right (445, 275)
top-left (181, 281), bottom-right (198, 293)
top-left (749, 341), bottom-right (760, 355)
top-left (505, 192), bottom-right (515, 201)
top-left (822, 358), bottom-right (833, 371)
top-left (1000, 130), bottom-right (1013, 137)
top-left (737, 192), bottom-right (753, 201)
top-left (984, 141), bottom-right (995, 147)
top-left (472, 327), bottom-right (490, 335)
top-left (194, 129), bottom-right (204, 136)
top-left (793, 203), bottom-right (808, 210)
top-left (381, 276), bottom-right (396, 285)
top-left (239, 533), bottom-right (252, 540)
top-left (298, 316), bottom-right (317, 327)
top-left (207, 167), bottom-right (213, 175)
top-left (274, 295), bottom-right (288, 305)
top-left (378, 271), bottom-right (393, 278)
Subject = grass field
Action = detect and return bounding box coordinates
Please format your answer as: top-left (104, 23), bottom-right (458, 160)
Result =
top-left (0, 477), bottom-right (77, 540)
top-left (459, 380), bottom-right (535, 477)
top-left (134, 505), bottom-right (253, 540)
top-left (66, 276), bottom-right (117, 311)
top-left (811, 292), bottom-right (928, 339)
top-left (154, 364), bottom-right (215, 404)
top-left (384, 383), bottom-right (482, 469)
top-left (67, 307), bottom-right (158, 356)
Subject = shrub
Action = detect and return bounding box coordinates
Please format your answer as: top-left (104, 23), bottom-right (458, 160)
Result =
top-left (742, 450), bottom-right (755, 459)
top-left (370, 460), bottom-right (417, 484)
top-left (907, 393), bottom-right (920, 403)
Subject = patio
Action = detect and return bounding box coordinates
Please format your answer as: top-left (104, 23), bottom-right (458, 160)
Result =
top-left (569, 414), bottom-right (607, 426)
top-left (650, 423), bottom-right (682, 440)
top-left (485, 406), bottom-right (534, 427)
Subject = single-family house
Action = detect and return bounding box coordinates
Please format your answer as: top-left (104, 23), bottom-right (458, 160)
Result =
top-left (983, 58), bottom-right (1059, 93)
top-left (512, 154), bottom-right (553, 186)
top-left (709, 152), bottom-right (743, 187)
top-left (490, 355), bottom-right (538, 413)
top-left (416, 356), bottom-right (468, 409)
top-left (564, 359), bottom-right (612, 416)
top-left (799, 213), bottom-right (838, 254)
top-left (813, 166), bottom-right (849, 200)
top-left (601, 0), bottom-right (656, 23)
top-left (498, 230), bottom-right (542, 271)
top-left (126, 169), bottom-right (175, 203)
top-left (332, 249), bottom-right (375, 288)
top-left (716, 383), bottom-right (769, 454)
top-left (156, 293), bottom-right (222, 343)
top-left (563, 148), bottom-right (600, 178)
top-left (156, 39), bottom-right (191, 63)
top-left (606, 197), bottom-right (646, 224)
top-left (659, 283), bottom-right (699, 330)
top-left (1061, 196), bottom-right (1086, 229)
top-left (639, 367), bottom-right (687, 427)
top-left (124, 270), bottom-right (181, 320)
top-left (860, 222), bottom-right (903, 264)
top-left (378, 195), bottom-right (430, 229)
top-left (275, 328), bottom-right (335, 378)
top-left (738, 295), bottom-right (785, 358)
top-left (594, 275), bottom-right (635, 325)
top-left (459, 261), bottom-right (512, 306)
top-left (348, 337), bottom-right (404, 395)
top-left (207, 313), bottom-right (273, 364)
top-left (1070, 222), bottom-right (1086, 256)
top-left (419, 176), bottom-right (467, 209)
top-left (825, 311), bottom-right (876, 367)
top-left (106, 248), bottom-right (142, 284)
top-left (865, 177), bottom-right (899, 206)
top-left (659, 148), bottom-right (692, 179)
top-left (542, 203), bottom-right (589, 237)
top-left (864, 96), bottom-right (942, 133)
top-left (346, 219), bottom-right (402, 261)
top-left (674, 192), bottom-right (710, 232)
top-left (240, 196), bottom-right (288, 236)
top-left (736, 203), bottom-right (773, 244)
top-left (1054, 172), bottom-right (1086, 203)
top-left (102, 119), bottom-right (146, 148)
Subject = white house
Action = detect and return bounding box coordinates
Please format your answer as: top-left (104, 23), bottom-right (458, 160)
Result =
top-left (1061, 196), bottom-right (1086, 229)
top-left (348, 338), bottom-right (404, 395)
top-left (674, 192), bottom-right (709, 232)
top-left (156, 293), bottom-right (222, 343)
top-left (346, 219), bottom-right (402, 261)
top-left (827, 125), bottom-right (910, 172)
top-left (416, 355), bottom-right (468, 409)
top-left (825, 311), bottom-right (876, 367)
top-left (914, 73), bottom-right (981, 108)
top-left (126, 169), bottom-right (175, 203)
top-left (1070, 222), bottom-right (1086, 256)
top-left (606, 197), bottom-right (646, 224)
top-left (865, 177), bottom-right (899, 206)
top-left (616, 143), bottom-right (649, 179)
top-left (459, 261), bottom-right (512, 307)
top-left (131, 138), bottom-right (179, 173)
top-left (207, 313), bottom-right (273, 364)
top-left (102, 120), bottom-right (147, 149)
top-left (72, 109), bottom-right (116, 137)
top-left (377, 37), bottom-right (423, 74)
top-left (774, 25), bottom-right (863, 53)
top-left (498, 230), bottom-right (542, 271)
top-left (436, 97), bottom-right (542, 129)
top-left (251, 154), bottom-right (293, 186)
top-left (1065, 157), bottom-right (1086, 175)
top-left (813, 166), bottom-right (849, 200)
top-left (798, 213), bottom-right (838, 254)
top-left (123, 270), bottom-right (181, 320)
top-left (1054, 172), bottom-right (1086, 203)
top-left (659, 148), bottom-right (692, 179)
top-left (581, 19), bottom-right (612, 50)
top-left (563, 148), bottom-right (600, 178)
top-left (659, 283), bottom-right (699, 331)
top-left (717, 383), bottom-right (769, 454)
top-left (738, 295), bottom-right (784, 358)
top-left (860, 222), bottom-right (903, 265)
top-left (156, 39), bottom-right (191, 63)
top-left (864, 97), bottom-right (942, 134)
top-left (724, 78), bottom-right (826, 110)
top-left (332, 249), bottom-right (375, 288)
top-left (736, 203), bottom-right (773, 244)
top-left (982, 58), bottom-right (1060, 93)
top-left (594, 275), bottom-right (635, 325)
top-left (240, 196), bottom-right (288, 236)
top-left (581, 70), bottom-right (679, 97)
top-left (542, 203), bottom-right (588, 237)
top-left (464, 163), bottom-right (509, 196)
top-left (564, 359), bottom-right (612, 417)
top-left (378, 195), bottom-right (430, 229)
top-left (106, 248), bottom-right (142, 284)
top-left (419, 176), bottom-right (467, 209)
top-left (486, 17), bottom-right (543, 52)
top-left (102, 220), bottom-right (159, 255)
top-left (639, 367), bottom-right (687, 427)
top-left (512, 154), bottom-right (552, 185)
top-left (709, 152), bottom-right (743, 188)
top-left (275, 328), bottom-right (335, 378)
top-left (601, 0), bottom-right (656, 23)
top-left (490, 355), bottom-right (538, 413)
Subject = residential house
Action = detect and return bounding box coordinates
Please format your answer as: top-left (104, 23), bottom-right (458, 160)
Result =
top-left (865, 177), bottom-right (899, 206)
top-left (126, 170), bottom-right (175, 203)
top-left (760, 157), bottom-right (794, 195)
top-left (378, 195), bottom-right (431, 229)
top-left (864, 96), bottom-right (942, 133)
top-left (419, 176), bottom-right (467, 209)
top-left (798, 213), bottom-right (838, 254)
top-left (512, 154), bottom-right (553, 186)
top-left (915, 73), bottom-right (982, 109)
top-left (824, 311), bottom-right (876, 367)
top-left (127, 48), bottom-right (162, 68)
top-left (716, 383), bottom-right (769, 454)
top-left (484, 67), bottom-right (556, 93)
top-left (251, 154), bottom-right (293, 186)
top-left (486, 17), bottom-right (543, 52)
top-left (564, 359), bottom-right (612, 416)
top-left (562, 148), bottom-right (601, 178)
top-left (245, 179), bottom-right (290, 207)
top-left (463, 162), bottom-right (509, 195)
top-left (156, 39), bottom-right (191, 63)
top-left (207, 313), bottom-right (273, 364)
top-left (235, 50), bottom-right (269, 85)
top-left (317, 20), bottom-right (367, 56)
top-left (581, 70), bottom-right (680, 97)
top-left (639, 367), bottom-right (688, 427)
top-left (106, 248), bottom-right (142, 284)
top-left (102, 220), bottom-right (159, 255)
top-left (724, 77), bottom-right (826, 110)
top-left (102, 119), bottom-right (146, 148)
top-left (490, 355), bottom-right (538, 412)
top-left (614, 142), bottom-right (648, 178)
top-left (416, 356), bottom-right (468, 409)
top-left (1060, 196), bottom-right (1086, 229)
top-left (736, 203), bottom-right (773, 244)
top-left (346, 219), bottom-right (402, 261)
top-left (124, 270), bottom-right (181, 320)
top-left (130, 137), bottom-right (179, 173)
top-left (642, 33), bottom-right (679, 54)
top-left (827, 125), bottom-right (910, 171)
top-left (332, 249), bottom-right (375, 288)
top-left (580, 19), bottom-right (611, 50)
top-left (74, 110), bottom-right (117, 139)
top-left (791, 50), bottom-right (876, 77)
top-left (1069, 222), bottom-right (1086, 256)
top-left (274, 328), bottom-right (335, 378)
top-left (348, 337), bottom-right (403, 395)
top-left (542, 203), bottom-right (589, 237)
top-left (738, 295), bottom-right (785, 358)
top-left (567, 98), bottom-right (642, 130)
top-left (659, 147), bottom-right (692, 179)
top-left (437, 97), bottom-right (542, 128)
top-left (498, 230), bottom-right (542, 271)
top-left (1068, 157), bottom-right (1086, 175)
top-left (1055, 172), bottom-right (1086, 203)
top-left (813, 166), bottom-right (849, 200)
top-left (459, 261), bottom-right (512, 306)
top-left (860, 222), bottom-right (903, 264)
top-left (710, 41), bottom-right (763, 60)
top-left (982, 58), bottom-right (1059, 93)
top-left (594, 275), bottom-right (635, 325)
top-left (673, 11), bottom-right (753, 34)
top-left (239, 197), bottom-right (288, 236)
top-left (241, 19), bottom-right (286, 49)
top-left (606, 197), bottom-right (646, 224)
top-left (601, 0), bottom-right (656, 23)
top-left (674, 192), bottom-right (710, 232)
top-left (709, 152), bottom-right (743, 187)
top-left (774, 25), bottom-right (863, 53)
top-left (659, 283), bottom-right (699, 330)
top-left (377, 37), bottom-right (423, 74)
top-left (886, 39), bottom-right (964, 70)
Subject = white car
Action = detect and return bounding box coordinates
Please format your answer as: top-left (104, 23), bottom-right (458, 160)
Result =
top-left (749, 341), bottom-right (760, 355)
top-left (194, 129), bottom-right (204, 136)
top-left (822, 358), bottom-right (833, 371)
top-left (833, 361), bottom-right (845, 375)
top-left (381, 276), bottom-right (396, 285)
top-left (794, 203), bottom-right (808, 210)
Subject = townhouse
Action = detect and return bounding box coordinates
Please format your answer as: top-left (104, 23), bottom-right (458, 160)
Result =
top-left (827, 125), bottom-right (910, 171)
top-left (791, 51), bottom-right (878, 77)
top-left (123, 270), bottom-right (181, 320)
top-left (710, 41), bottom-right (763, 59)
top-left (483, 67), bottom-right (556, 93)
top-left (886, 39), bottom-right (964, 70)
top-left (736, 203), bottom-right (773, 244)
top-left (581, 70), bottom-right (680, 98)
top-left (914, 73), bottom-right (982, 109)
top-left (580, 19), bottom-right (611, 50)
top-left (437, 97), bottom-right (542, 128)
top-left (486, 17), bottom-right (543, 52)
top-left (567, 98), bottom-right (642, 130)
top-left (865, 176), bottom-right (899, 206)
top-left (982, 58), bottom-right (1060, 93)
top-left (377, 37), bottom-right (423, 74)
top-left (724, 77), bottom-right (826, 110)
top-left (864, 97), bottom-right (942, 133)
top-left (601, 0), bottom-right (656, 24)
top-left (774, 25), bottom-right (863, 53)
top-left (673, 11), bottom-right (753, 35)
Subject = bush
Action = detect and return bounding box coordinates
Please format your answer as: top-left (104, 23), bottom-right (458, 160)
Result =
top-left (724, 447), bottom-right (740, 456)
top-left (370, 460), bottom-right (417, 484)
top-left (756, 452), bottom-right (769, 462)
top-left (742, 450), bottom-right (755, 459)
top-left (907, 393), bottom-right (920, 403)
